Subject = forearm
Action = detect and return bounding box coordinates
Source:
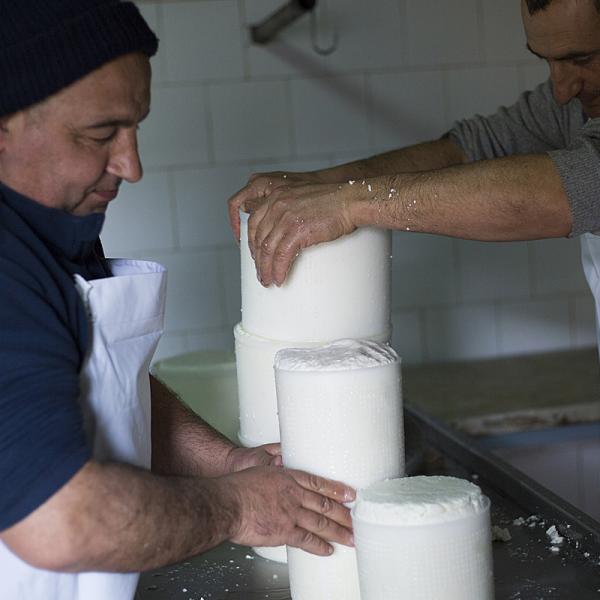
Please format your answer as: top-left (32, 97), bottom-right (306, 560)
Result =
top-left (1, 460), bottom-right (236, 573)
top-left (353, 153), bottom-right (573, 240)
top-left (151, 375), bottom-right (236, 478)
top-left (2, 459), bottom-right (355, 573)
top-left (312, 136), bottom-right (468, 183)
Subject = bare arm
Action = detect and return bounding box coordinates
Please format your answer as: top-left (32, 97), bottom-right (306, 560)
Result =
top-left (228, 137), bottom-right (467, 241)
top-left (354, 154), bottom-right (571, 240)
top-left (244, 153), bottom-right (571, 287)
top-left (310, 135), bottom-right (468, 181)
top-left (151, 374), bottom-right (236, 477)
top-left (0, 459), bottom-right (354, 573)
top-left (0, 377), bottom-right (353, 572)
top-left (151, 375), bottom-right (282, 477)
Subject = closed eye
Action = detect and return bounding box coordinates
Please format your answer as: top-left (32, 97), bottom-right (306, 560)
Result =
top-left (90, 130), bottom-right (118, 143)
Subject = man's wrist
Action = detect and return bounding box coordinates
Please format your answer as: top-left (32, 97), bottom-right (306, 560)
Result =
top-left (209, 474), bottom-right (243, 541)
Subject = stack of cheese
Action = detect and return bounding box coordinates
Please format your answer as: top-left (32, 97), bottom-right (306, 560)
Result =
top-left (275, 339), bottom-right (405, 599)
top-left (234, 211), bottom-right (392, 562)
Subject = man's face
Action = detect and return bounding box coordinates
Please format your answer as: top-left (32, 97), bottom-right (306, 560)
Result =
top-left (522, 0), bottom-right (600, 117)
top-left (0, 52), bottom-right (151, 216)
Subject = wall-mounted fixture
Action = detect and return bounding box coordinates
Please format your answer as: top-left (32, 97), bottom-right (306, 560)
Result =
top-left (250, 0), bottom-right (338, 56)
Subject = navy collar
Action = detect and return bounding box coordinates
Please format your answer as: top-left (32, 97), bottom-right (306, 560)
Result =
top-left (0, 181), bottom-right (105, 263)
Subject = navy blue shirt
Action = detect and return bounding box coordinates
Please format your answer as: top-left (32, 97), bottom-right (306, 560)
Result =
top-left (0, 182), bottom-right (111, 530)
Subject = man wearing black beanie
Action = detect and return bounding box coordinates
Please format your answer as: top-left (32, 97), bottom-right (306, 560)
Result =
top-left (0, 3), bottom-right (354, 599)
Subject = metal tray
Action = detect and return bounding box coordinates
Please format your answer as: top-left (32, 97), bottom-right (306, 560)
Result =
top-left (136, 406), bottom-right (600, 599)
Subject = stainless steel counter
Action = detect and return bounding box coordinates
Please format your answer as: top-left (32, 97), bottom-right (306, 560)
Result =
top-left (136, 406), bottom-right (600, 599)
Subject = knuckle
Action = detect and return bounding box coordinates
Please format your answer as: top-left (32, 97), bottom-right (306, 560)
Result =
top-left (280, 235), bottom-right (299, 256)
top-left (319, 496), bottom-right (334, 515)
top-left (261, 240), bottom-right (274, 257)
top-left (299, 529), bottom-right (316, 547)
top-left (273, 246), bottom-right (290, 261)
top-left (307, 473), bottom-right (322, 491)
top-left (315, 514), bottom-right (329, 532)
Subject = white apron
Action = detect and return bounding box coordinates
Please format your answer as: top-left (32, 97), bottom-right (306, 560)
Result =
top-left (581, 233), bottom-right (600, 356)
top-left (0, 259), bottom-right (167, 600)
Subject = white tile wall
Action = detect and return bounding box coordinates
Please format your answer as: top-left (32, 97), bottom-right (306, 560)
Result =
top-left (136, 3), bottom-right (164, 83)
top-left (291, 74), bottom-right (369, 155)
top-left (162, 1), bottom-right (245, 82)
top-left (445, 66), bottom-right (521, 125)
top-left (174, 166), bottom-right (250, 248)
top-left (425, 303), bottom-right (498, 362)
top-left (392, 232), bottom-right (458, 309)
top-left (497, 298), bottom-right (571, 356)
top-left (138, 86), bottom-right (210, 168)
top-left (369, 70), bottom-right (446, 151)
top-left (150, 250), bottom-right (223, 333)
top-left (105, 0), bottom-right (596, 364)
top-left (187, 330), bottom-right (234, 354)
top-left (244, 0), bottom-right (406, 77)
top-left (102, 173), bottom-right (174, 255)
top-left (391, 309), bottom-right (424, 365)
top-left (405, 0), bottom-right (481, 67)
top-left (457, 240), bottom-right (530, 303)
top-left (481, 0), bottom-right (530, 63)
top-left (529, 238), bottom-right (589, 296)
top-left (210, 80), bottom-right (291, 162)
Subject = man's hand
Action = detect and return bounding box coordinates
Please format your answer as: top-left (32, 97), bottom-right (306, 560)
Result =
top-left (228, 171), bottom-right (325, 243)
top-left (221, 466), bottom-right (355, 556)
top-left (226, 443), bottom-right (283, 473)
top-left (239, 177), bottom-right (360, 287)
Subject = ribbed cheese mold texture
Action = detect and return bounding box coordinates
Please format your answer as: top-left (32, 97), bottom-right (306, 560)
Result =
top-left (274, 339), bottom-right (404, 600)
top-left (352, 476), bottom-right (494, 600)
top-left (353, 475), bottom-right (489, 525)
top-left (274, 338), bottom-right (398, 372)
top-left (235, 328), bottom-right (391, 446)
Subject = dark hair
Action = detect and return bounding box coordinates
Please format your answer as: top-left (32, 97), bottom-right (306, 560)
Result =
top-left (526, 0), bottom-right (600, 14)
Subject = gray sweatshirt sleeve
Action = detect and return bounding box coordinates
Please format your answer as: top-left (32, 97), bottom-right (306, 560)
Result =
top-left (449, 80), bottom-right (600, 236)
top-left (548, 120), bottom-right (600, 236)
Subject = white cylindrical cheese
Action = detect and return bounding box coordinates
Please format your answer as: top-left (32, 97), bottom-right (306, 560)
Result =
top-left (250, 545), bottom-right (288, 564)
top-left (352, 476), bottom-right (494, 600)
top-left (274, 339), bottom-right (404, 600)
top-left (240, 210), bottom-right (392, 342)
top-left (234, 324), bottom-right (390, 445)
top-left (236, 416), bottom-right (289, 565)
top-left (234, 323), bottom-right (322, 445)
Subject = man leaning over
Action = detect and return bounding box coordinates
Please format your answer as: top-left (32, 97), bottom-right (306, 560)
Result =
top-left (230, 0), bottom-right (600, 347)
top-left (0, 2), bottom-right (354, 599)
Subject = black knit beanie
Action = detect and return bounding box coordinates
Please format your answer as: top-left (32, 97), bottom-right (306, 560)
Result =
top-left (0, 0), bottom-right (159, 117)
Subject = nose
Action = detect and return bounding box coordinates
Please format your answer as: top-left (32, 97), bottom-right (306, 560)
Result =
top-left (549, 60), bottom-right (583, 105)
top-left (106, 128), bottom-right (143, 183)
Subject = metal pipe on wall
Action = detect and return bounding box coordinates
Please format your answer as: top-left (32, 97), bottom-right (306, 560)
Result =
top-left (250, 0), bottom-right (316, 45)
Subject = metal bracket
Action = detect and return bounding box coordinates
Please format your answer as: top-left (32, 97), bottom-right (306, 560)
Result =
top-left (250, 0), bottom-right (338, 55)
top-left (309, 4), bottom-right (338, 55)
